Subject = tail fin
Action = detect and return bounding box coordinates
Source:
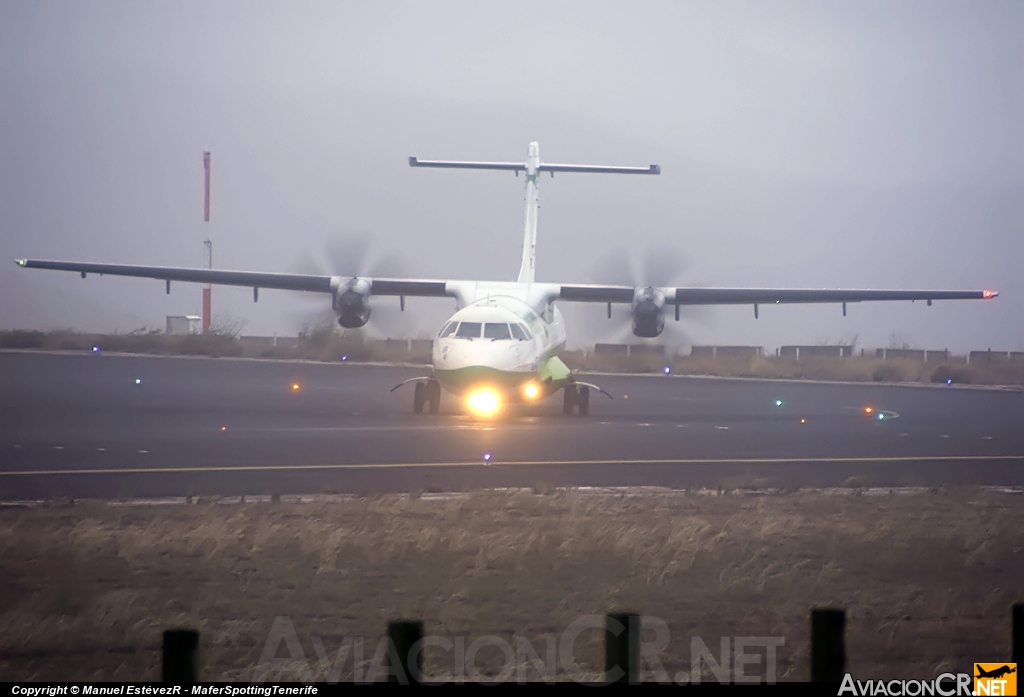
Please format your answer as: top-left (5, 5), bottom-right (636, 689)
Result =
top-left (409, 142), bottom-right (660, 284)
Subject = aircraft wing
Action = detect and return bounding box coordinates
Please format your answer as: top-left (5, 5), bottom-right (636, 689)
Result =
top-left (557, 284), bottom-right (997, 305)
top-left (13, 259), bottom-right (452, 298)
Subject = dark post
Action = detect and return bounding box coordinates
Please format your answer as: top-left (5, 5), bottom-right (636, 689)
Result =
top-left (605, 613), bottom-right (640, 684)
top-left (811, 608), bottom-right (845, 682)
top-left (162, 628), bottom-right (199, 682)
top-left (1013, 603), bottom-right (1023, 664)
top-left (387, 620), bottom-right (424, 684)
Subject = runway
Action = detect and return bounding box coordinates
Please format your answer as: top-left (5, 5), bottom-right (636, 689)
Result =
top-left (2, 351), bottom-right (1022, 499)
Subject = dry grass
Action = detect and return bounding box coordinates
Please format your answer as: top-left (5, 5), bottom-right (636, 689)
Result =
top-left (565, 351), bottom-right (1024, 386)
top-left (4, 331), bottom-right (1022, 384)
top-left (0, 489), bottom-right (1021, 682)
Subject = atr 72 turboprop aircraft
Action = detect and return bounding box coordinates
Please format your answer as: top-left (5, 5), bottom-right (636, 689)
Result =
top-left (16, 142), bottom-right (998, 417)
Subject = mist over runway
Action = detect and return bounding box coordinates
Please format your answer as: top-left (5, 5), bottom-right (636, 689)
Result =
top-left (2, 352), bottom-right (1022, 500)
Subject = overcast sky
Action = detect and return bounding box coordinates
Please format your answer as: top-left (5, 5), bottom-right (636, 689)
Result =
top-left (2, 1), bottom-right (1021, 351)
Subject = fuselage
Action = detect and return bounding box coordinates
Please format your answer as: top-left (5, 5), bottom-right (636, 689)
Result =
top-left (431, 283), bottom-right (570, 401)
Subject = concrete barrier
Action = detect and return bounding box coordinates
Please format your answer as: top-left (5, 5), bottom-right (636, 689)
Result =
top-left (780, 346), bottom-right (853, 360)
top-left (690, 346), bottom-right (763, 359)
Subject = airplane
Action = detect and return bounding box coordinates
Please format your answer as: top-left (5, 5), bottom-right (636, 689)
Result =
top-left (975, 665), bottom-right (1016, 679)
top-left (15, 141), bottom-right (998, 418)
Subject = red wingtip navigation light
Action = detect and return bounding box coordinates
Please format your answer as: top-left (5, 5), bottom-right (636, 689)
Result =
top-left (983, 290), bottom-right (996, 299)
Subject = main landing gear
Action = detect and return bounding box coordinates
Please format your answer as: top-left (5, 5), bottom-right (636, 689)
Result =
top-left (414, 379), bottom-right (441, 414)
top-left (563, 383), bottom-right (590, 417)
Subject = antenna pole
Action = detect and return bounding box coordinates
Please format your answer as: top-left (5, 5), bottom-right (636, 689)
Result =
top-left (202, 152), bottom-right (212, 334)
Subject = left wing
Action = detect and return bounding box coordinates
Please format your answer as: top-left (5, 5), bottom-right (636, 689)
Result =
top-left (557, 284), bottom-right (997, 305)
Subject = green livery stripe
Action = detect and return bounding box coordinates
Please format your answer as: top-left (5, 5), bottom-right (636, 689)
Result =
top-left (435, 356), bottom-right (574, 396)
top-left (434, 366), bottom-right (532, 393)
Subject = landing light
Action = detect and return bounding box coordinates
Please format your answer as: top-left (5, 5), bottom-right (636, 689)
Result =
top-left (291, 383), bottom-right (301, 391)
top-left (864, 406), bottom-right (873, 414)
top-left (663, 365), bottom-right (671, 375)
top-left (522, 382), bottom-right (540, 400)
top-left (483, 452), bottom-right (492, 463)
top-left (135, 378), bottom-right (141, 385)
top-left (466, 387), bottom-right (502, 418)
top-left (775, 399), bottom-right (783, 407)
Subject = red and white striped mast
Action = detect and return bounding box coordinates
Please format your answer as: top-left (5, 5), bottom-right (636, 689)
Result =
top-left (202, 151), bottom-right (212, 333)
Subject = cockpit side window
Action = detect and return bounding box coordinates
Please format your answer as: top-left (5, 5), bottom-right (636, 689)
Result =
top-left (439, 322), bottom-right (458, 338)
top-left (484, 323), bottom-right (512, 340)
top-left (511, 323), bottom-right (533, 340)
top-left (454, 321), bottom-right (482, 338)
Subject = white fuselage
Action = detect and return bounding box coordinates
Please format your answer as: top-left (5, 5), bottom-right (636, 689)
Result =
top-left (431, 282), bottom-right (567, 397)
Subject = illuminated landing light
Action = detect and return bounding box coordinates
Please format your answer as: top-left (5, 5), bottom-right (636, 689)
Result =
top-left (878, 413), bottom-right (885, 420)
top-left (663, 365), bottom-right (671, 375)
top-left (864, 406), bottom-right (874, 415)
top-left (466, 387), bottom-right (502, 418)
top-left (134, 378), bottom-right (142, 385)
top-left (800, 418), bottom-right (807, 424)
top-left (483, 452), bottom-right (492, 463)
top-left (522, 382), bottom-right (541, 400)
top-left (291, 383), bottom-right (301, 391)
top-left (220, 426), bottom-right (227, 432)
top-left (775, 399), bottom-right (783, 407)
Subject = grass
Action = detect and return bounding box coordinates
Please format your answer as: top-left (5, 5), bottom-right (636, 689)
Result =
top-left (0, 488), bottom-right (1021, 682)
top-left (2, 330), bottom-right (1023, 384)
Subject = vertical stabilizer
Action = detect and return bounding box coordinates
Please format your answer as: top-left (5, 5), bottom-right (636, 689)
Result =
top-left (408, 143), bottom-right (659, 285)
top-left (517, 142), bottom-right (541, 284)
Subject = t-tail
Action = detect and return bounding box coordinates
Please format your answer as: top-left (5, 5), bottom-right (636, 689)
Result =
top-left (409, 141), bottom-right (660, 284)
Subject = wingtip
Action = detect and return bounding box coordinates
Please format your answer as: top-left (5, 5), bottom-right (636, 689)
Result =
top-left (983, 289), bottom-right (998, 299)
top-left (650, 164), bottom-right (661, 175)
top-left (14, 259), bottom-right (26, 267)
top-left (408, 156), bottom-right (418, 167)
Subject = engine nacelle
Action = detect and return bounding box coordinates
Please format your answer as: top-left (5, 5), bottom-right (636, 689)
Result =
top-left (333, 278), bottom-right (372, 328)
top-left (631, 286), bottom-right (666, 338)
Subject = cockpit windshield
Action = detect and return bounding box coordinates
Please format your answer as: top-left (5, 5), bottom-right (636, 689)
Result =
top-left (438, 322), bottom-right (458, 338)
top-left (510, 323), bottom-right (533, 341)
top-left (454, 322), bottom-right (482, 338)
top-left (483, 323), bottom-right (512, 340)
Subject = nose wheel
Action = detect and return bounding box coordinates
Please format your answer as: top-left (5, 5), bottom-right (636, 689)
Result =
top-left (414, 380), bottom-right (441, 414)
top-left (563, 384), bottom-right (589, 417)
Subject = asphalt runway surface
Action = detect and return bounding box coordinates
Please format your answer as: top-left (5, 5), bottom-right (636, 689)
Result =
top-left (1, 351), bottom-right (1023, 499)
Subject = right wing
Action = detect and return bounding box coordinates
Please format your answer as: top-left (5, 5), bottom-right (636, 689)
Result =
top-left (14, 259), bottom-right (452, 298)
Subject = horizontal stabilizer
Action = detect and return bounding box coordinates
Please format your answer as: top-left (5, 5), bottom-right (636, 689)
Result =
top-left (540, 163), bottom-right (660, 175)
top-left (409, 157), bottom-right (524, 172)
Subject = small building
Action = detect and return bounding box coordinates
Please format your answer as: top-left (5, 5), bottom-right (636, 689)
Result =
top-left (166, 315), bottom-right (202, 336)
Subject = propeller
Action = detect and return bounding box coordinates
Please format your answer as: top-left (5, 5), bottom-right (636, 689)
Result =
top-left (288, 234), bottom-right (417, 339)
top-left (590, 246), bottom-right (712, 353)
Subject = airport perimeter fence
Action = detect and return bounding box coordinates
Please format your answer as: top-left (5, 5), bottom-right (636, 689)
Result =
top-left (159, 604), bottom-right (1024, 683)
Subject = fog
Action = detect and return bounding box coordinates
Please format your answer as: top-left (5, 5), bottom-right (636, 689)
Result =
top-left (2, 1), bottom-right (1021, 352)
